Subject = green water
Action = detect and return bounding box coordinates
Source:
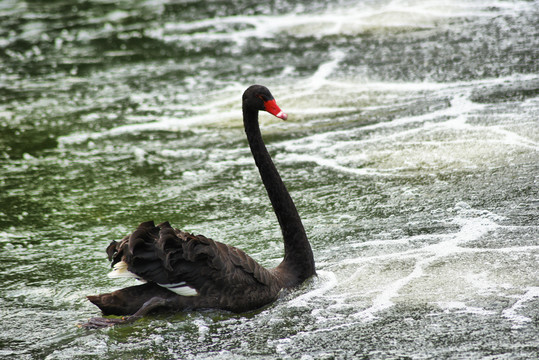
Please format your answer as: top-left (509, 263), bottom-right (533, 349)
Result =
top-left (1, 0), bottom-right (538, 359)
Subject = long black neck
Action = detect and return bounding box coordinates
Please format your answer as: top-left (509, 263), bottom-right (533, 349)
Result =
top-left (243, 107), bottom-right (315, 286)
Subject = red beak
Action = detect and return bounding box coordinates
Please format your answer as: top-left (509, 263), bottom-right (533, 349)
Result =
top-left (263, 99), bottom-right (288, 120)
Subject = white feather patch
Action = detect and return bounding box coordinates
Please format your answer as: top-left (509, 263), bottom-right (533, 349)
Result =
top-left (107, 260), bottom-right (139, 279)
top-left (158, 282), bottom-right (199, 296)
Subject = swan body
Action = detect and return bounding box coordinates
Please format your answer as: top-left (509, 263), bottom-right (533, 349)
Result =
top-left (84, 85), bottom-right (315, 328)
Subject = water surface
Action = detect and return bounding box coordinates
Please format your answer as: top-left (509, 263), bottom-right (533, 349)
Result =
top-left (1, 0), bottom-right (538, 359)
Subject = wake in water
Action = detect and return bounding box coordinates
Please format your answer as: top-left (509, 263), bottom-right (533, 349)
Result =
top-left (280, 202), bottom-right (539, 338)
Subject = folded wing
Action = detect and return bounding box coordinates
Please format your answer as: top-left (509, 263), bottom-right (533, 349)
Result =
top-left (106, 221), bottom-right (280, 309)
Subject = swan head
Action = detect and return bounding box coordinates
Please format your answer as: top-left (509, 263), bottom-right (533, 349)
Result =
top-left (243, 85), bottom-right (288, 120)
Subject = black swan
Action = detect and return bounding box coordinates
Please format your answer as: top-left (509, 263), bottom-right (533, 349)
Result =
top-left (83, 85), bottom-right (316, 328)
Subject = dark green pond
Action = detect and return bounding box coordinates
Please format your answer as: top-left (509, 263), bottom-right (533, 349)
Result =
top-left (1, 0), bottom-right (538, 359)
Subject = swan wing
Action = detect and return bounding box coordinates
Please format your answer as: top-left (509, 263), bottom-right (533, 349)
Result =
top-left (106, 221), bottom-right (277, 298)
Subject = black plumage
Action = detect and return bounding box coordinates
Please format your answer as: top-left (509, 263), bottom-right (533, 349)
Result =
top-left (84, 85), bottom-right (315, 328)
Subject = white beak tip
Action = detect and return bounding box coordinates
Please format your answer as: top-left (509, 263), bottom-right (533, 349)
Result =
top-left (276, 111), bottom-right (288, 120)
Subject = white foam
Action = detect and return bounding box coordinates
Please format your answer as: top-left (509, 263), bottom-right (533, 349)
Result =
top-left (58, 110), bottom-right (240, 145)
top-left (271, 73), bottom-right (539, 178)
top-left (142, 0), bottom-right (538, 52)
top-left (502, 287), bottom-right (539, 328)
top-left (355, 258), bottom-right (426, 321)
top-left (278, 91), bottom-right (482, 176)
top-left (305, 51), bottom-right (346, 90)
top-left (133, 147), bottom-right (147, 164)
top-left (437, 301), bottom-right (496, 316)
top-left (341, 209), bottom-right (511, 321)
top-left (193, 318), bottom-right (210, 342)
top-left (279, 204), bottom-right (525, 325)
top-left (288, 270), bottom-right (338, 308)
top-left (281, 153), bottom-right (392, 177)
